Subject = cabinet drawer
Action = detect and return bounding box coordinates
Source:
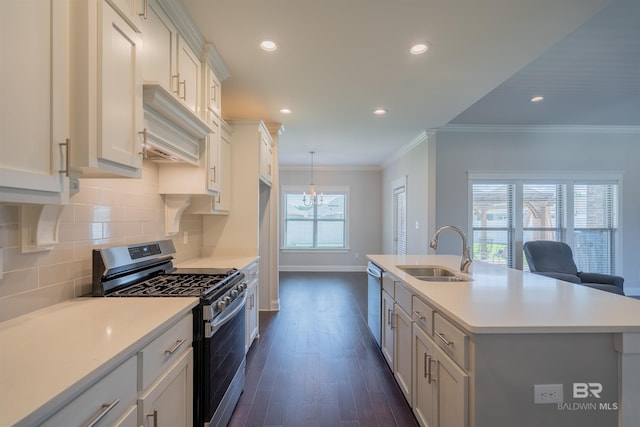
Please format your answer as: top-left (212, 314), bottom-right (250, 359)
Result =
top-left (433, 313), bottom-right (469, 370)
top-left (411, 296), bottom-right (433, 335)
top-left (42, 356), bottom-right (137, 427)
top-left (394, 282), bottom-right (412, 315)
top-left (382, 274), bottom-right (395, 297)
top-left (140, 313), bottom-right (193, 391)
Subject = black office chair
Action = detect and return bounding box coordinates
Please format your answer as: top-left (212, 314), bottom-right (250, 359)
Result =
top-left (523, 240), bottom-right (625, 295)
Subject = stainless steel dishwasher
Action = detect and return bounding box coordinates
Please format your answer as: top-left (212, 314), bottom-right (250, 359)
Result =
top-left (367, 261), bottom-right (383, 347)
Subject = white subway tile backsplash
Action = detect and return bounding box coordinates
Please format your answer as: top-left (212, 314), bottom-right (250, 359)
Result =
top-left (0, 162), bottom-right (203, 321)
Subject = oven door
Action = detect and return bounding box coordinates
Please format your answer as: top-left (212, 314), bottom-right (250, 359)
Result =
top-left (203, 293), bottom-right (246, 427)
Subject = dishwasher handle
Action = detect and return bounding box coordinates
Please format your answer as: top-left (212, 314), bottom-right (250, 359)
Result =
top-left (367, 262), bottom-right (383, 278)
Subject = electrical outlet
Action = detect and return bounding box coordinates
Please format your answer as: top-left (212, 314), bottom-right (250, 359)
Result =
top-left (534, 384), bottom-right (564, 404)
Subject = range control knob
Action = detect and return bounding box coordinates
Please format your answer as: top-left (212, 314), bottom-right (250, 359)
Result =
top-left (231, 289), bottom-right (239, 298)
top-left (224, 296), bottom-right (232, 304)
top-left (237, 284), bottom-right (245, 292)
top-left (216, 300), bottom-right (226, 311)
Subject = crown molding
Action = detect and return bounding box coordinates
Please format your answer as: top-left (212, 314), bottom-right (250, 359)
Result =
top-left (156, 0), bottom-right (230, 80)
top-left (382, 129), bottom-right (436, 168)
top-left (439, 124), bottom-right (640, 134)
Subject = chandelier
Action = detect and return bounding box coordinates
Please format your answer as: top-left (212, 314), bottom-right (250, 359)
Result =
top-left (302, 151), bottom-right (323, 206)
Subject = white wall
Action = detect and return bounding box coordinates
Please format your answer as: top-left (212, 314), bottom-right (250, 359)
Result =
top-left (0, 162), bottom-right (204, 321)
top-left (434, 125), bottom-right (640, 294)
top-left (381, 134), bottom-right (436, 255)
top-left (279, 167), bottom-right (382, 271)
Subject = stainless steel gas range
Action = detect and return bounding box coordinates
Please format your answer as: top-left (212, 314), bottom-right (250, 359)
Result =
top-left (92, 240), bottom-right (246, 427)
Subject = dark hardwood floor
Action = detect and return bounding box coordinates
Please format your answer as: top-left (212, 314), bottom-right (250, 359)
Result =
top-left (228, 272), bottom-right (419, 427)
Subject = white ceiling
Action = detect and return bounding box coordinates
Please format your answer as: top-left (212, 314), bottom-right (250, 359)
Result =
top-left (181, 0), bottom-right (636, 167)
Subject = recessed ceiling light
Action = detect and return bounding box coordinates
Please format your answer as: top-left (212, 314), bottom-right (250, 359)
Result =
top-left (374, 109), bottom-right (387, 115)
top-left (530, 96), bottom-right (544, 103)
top-left (280, 108), bottom-right (292, 114)
top-left (260, 40), bottom-right (278, 52)
top-left (410, 43), bottom-right (429, 55)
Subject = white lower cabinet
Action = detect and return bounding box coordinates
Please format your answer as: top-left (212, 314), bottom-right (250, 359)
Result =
top-left (138, 347), bottom-right (193, 427)
top-left (38, 312), bottom-right (193, 427)
top-left (381, 289), bottom-right (395, 367)
top-left (394, 303), bottom-right (413, 402)
top-left (413, 323), bottom-right (469, 427)
top-left (42, 356), bottom-right (138, 427)
top-left (244, 261), bottom-right (259, 352)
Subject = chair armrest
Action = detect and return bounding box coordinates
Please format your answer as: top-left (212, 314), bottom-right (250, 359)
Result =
top-left (534, 272), bottom-right (581, 284)
top-left (577, 272), bottom-right (624, 288)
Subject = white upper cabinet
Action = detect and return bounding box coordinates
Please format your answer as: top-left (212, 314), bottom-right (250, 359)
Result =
top-left (0, 0), bottom-right (71, 204)
top-left (109, 0), bottom-right (146, 32)
top-left (176, 37), bottom-right (201, 115)
top-left (69, 0), bottom-right (144, 178)
top-left (141, 0), bottom-right (178, 92)
top-left (259, 129), bottom-right (274, 186)
top-left (142, 0), bottom-right (201, 117)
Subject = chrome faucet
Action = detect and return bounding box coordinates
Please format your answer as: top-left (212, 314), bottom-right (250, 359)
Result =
top-left (429, 225), bottom-right (473, 273)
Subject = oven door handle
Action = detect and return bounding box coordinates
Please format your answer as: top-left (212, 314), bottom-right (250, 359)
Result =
top-left (209, 292), bottom-right (247, 331)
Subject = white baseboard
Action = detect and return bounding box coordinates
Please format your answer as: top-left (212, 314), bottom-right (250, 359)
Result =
top-left (279, 265), bottom-right (367, 272)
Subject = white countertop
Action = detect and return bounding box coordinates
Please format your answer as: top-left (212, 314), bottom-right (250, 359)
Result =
top-left (178, 255), bottom-right (258, 270)
top-left (368, 254), bottom-right (640, 334)
top-left (0, 297), bottom-right (198, 427)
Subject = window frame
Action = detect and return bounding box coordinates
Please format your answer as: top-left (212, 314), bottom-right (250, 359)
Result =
top-left (280, 185), bottom-right (350, 252)
top-left (468, 171), bottom-right (623, 273)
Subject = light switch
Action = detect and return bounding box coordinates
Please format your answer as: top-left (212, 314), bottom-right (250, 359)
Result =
top-left (415, 221), bottom-right (420, 229)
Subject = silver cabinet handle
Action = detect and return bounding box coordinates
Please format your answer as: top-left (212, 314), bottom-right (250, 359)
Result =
top-left (434, 331), bottom-right (453, 346)
top-left (86, 398), bottom-right (119, 427)
top-left (58, 138), bottom-right (70, 176)
top-left (138, 0), bottom-right (148, 19)
top-left (164, 338), bottom-right (186, 355)
top-left (412, 310), bottom-right (426, 321)
top-left (423, 352), bottom-right (428, 379)
top-left (426, 355), bottom-right (436, 384)
top-left (172, 73), bottom-right (181, 97)
top-left (387, 308), bottom-right (392, 326)
top-left (146, 409), bottom-right (158, 427)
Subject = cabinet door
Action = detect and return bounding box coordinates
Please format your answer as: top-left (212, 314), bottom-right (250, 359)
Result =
top-left (432, 343), bottom-right (468, 427)
top-left (0, 0), bottom-right (69, 204)
top-left (141, 0), bottom-right (177, 91)
top-left (394, 304), bottom-right (413, 403)
top-left (413, 324), bottom-right (437, 427)
top-left (139, 348), bottom-right (193, 427)
top-left (99, 2), bottom-right (144, 170)
top-left (214, 125), bottom-right (232, 212)
top-left (245, 280), bottom-right (259, 352)
top-left (206, 65), bottom-right (222, 115)
top-left (381, 289), bottom-right (395, 368)
top-left (207, 117), bottom-right (221, 193)
top-left (413, 325), bottom-right (469, 427)
top-left (176, 37), bottom-right (200, 115)
top-left (109, 0), bottom-right (144, 31)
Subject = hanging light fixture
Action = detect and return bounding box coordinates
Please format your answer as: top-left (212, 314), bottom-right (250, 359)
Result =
top-left (302, 151), bottom-right (323, 206)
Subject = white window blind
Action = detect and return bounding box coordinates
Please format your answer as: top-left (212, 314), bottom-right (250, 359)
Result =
top-left (471, 177), bottom-right (619, 274)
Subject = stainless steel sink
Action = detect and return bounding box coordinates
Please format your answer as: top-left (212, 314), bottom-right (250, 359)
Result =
top-left (396, 265), bottom-right (471, 282)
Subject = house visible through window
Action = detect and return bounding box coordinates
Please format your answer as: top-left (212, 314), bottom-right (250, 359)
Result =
top-left (470, 174), bottom-right (620, 274)
top-left (283, 188), bottom-right (348, 249)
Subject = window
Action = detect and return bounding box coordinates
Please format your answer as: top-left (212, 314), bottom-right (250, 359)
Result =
top-left (282, 187), bottom-right (348, 249)
top-left (470, 174), bottom-right (620, 274)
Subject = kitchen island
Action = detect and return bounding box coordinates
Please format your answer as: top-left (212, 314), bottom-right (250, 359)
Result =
top-left (368, 254), bottom-right (640, 427)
